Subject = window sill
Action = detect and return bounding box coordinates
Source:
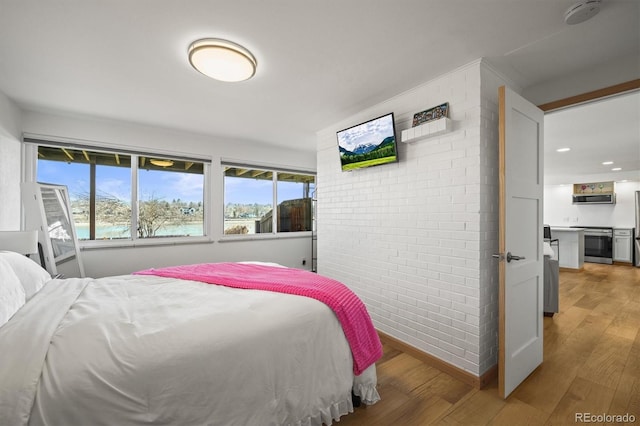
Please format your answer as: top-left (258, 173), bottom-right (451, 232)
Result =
top-left (79, 231), bottom-right (311, 249)
top-left (80, 236), bottom-right (213, 250)
top-left (218, 231), bottom-right (311, 243)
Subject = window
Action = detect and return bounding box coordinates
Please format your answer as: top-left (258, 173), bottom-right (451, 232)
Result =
top-left (277, 172), bottom-right (315, 233)
top-left (223, 165), bottom-right (315, 235)
top-left (137, 159), bottom-right (205, 238)
top-left (34, 144), bottom-right (208, 243)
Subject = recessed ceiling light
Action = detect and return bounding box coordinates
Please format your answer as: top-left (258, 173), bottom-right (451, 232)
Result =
top-left (556, 148), bottom-right (571, 152)
top-left (188, 38), bottom-right (257, 82)
top-left (602, 161), bottom-right (614, 165)
top-left (611, 167), bottom-right (622, 171)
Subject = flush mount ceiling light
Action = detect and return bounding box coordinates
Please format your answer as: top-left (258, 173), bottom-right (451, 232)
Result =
top-left (188, 38), bottom-right (257, 82)
top-left (564, 0), bottom-right (601, 25)
top-left (556, 147), bottom-right (571, 152)
top-left (150, 159), bottom-right (174, 167)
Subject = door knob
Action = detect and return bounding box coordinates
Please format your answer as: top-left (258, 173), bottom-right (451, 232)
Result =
top-left (506, 252), bottom-right (525, 262)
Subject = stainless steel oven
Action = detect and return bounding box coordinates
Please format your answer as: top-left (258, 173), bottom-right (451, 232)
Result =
top-left (582, 227), bottom-right (613, 264)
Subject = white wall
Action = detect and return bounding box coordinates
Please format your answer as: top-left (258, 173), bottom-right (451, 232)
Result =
top-left (315, 60), bottom-right (509, 376)
top-left (522, 55), bottom-right (640, 106)
top-left (544, 181), bottom-right (640, 228)
top-left (0, 92), bottom-right (22, 230)
top-left (21, 110), bottom-right (316, 277)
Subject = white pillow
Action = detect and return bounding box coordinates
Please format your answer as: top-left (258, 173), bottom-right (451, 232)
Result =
top-left (0, 256), bottom-right (26, 326)
top-left (0, 251), bottom-right (51, 300)
top-left (237, 261), bottom-right (286, 268)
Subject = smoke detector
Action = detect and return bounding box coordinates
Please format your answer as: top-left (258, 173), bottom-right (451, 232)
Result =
top-left (564, 0), bottom-right (602, 25)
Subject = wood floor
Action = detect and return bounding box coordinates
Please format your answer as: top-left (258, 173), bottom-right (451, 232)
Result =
top-left (340, 263), bottom-right (640, 425)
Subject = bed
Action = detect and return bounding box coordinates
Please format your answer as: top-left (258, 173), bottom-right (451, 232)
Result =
top-left (0, 252), bottom-right (381, 426)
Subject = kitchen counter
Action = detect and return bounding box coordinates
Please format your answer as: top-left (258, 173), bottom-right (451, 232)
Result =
top-left (550, 227), bottom-right (585, 270)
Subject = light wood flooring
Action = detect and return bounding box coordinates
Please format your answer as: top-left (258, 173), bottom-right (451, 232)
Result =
top-left (340, 263), bottom-right (640, 425)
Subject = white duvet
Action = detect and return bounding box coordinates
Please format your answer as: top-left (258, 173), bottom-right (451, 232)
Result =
top-left (0, 275), bottom-right (379, 426)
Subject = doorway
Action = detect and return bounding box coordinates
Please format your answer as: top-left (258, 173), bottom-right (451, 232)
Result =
top-left (540, 80), bottom-right (640, 269)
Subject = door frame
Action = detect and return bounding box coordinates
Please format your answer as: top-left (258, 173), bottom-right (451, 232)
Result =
top-left (537, 79), bottom-right (639, 112)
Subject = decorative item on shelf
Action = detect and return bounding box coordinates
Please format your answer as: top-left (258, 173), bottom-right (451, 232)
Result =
top-left (400, 102), bottom-right (452, 143)
top-left (412, 102), bottom-right (449, 127)
top-left (573, 181), bottom-right (614, 194)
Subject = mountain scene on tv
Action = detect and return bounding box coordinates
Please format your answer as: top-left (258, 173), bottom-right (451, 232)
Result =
top-left (337, 114), bottom-right (397, 171)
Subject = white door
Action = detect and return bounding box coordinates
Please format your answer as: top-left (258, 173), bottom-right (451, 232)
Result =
top-left (498, 86), bottom-right (544, 398)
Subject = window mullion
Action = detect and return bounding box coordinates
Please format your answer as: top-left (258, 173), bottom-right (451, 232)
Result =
top-left (204, 162), bottom-right (211, 237)
top-left (272, 172), bottom-right (277, 234)
top-left (89, 162), bottom-right (96, 240)
top-left (131, 155), bottom-right (139, 241)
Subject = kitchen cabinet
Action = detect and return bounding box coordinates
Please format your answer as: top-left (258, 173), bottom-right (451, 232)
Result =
top-left (550, 227), bottom-right (585, 270)
top-left (613, 228), bottom-right (633, 263)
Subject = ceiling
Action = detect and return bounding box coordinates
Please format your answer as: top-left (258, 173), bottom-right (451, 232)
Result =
top-left (0, 1), bottom-right (638, 181)
top-left (545, 90), bottom-right (640, 185)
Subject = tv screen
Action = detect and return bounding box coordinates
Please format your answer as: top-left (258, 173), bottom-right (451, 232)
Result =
top-left (336, 112), bottom-right (398, 171)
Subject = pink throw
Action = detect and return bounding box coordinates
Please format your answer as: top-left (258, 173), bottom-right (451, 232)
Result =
top-left (134, 262), bottom-right (382, 375)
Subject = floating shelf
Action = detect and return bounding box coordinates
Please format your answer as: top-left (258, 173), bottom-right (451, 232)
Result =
top-left (400, 117), bottom-right (452, 143)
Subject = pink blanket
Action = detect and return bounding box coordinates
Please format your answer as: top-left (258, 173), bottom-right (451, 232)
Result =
top-left (134, 263), bottom-right (382, 375)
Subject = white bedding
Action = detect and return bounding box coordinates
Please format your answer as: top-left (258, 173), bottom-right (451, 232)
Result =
top-left (0, 274), bottom-right (379, 426)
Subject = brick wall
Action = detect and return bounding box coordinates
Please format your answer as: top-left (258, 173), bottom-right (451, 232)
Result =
top-left (316, 59), bottom-right (509, 376)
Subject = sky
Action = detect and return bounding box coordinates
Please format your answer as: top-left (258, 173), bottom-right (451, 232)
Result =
top-left (336, 113), bottom-right (395, 151)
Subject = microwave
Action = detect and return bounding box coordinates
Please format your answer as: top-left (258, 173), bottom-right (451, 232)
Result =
top-left (572, 193), bottom-right (616, 204)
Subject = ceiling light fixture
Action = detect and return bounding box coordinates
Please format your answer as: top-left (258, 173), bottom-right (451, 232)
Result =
top-left (150, 159), bottom-right (174, 167)
top-left (611, 167), bottom-right (622, 171)
top-left (188, 38), bottom-right (257, 82)
top-left (602, 161), bottom-right (614, 165)
top-left (564, 0), bottom-right (601, 25)
top-left (556, 148), bottom-right (571, 152)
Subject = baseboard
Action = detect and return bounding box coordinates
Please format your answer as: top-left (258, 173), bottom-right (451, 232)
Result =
top-left (377, 330), bottom-right (497, 389)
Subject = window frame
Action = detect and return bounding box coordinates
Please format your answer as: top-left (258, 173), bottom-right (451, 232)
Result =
top-left (221, 161), bottom-right (316, 240)
top-left (23, 138), bottom-right (212, 249)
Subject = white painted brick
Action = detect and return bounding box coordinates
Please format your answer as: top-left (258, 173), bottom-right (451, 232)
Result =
top-left (316, 60), bottom-right (504, 377)
top-left (438, 339), bottom-right (466, 358)
top-left (416, 299), bottom-right (442, 313)
top-left (450, 354), bottom-right (479, 373)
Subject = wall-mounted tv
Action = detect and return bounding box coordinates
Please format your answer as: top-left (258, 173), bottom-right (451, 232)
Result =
top-left (336, 112), bottom-right (398, 171)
